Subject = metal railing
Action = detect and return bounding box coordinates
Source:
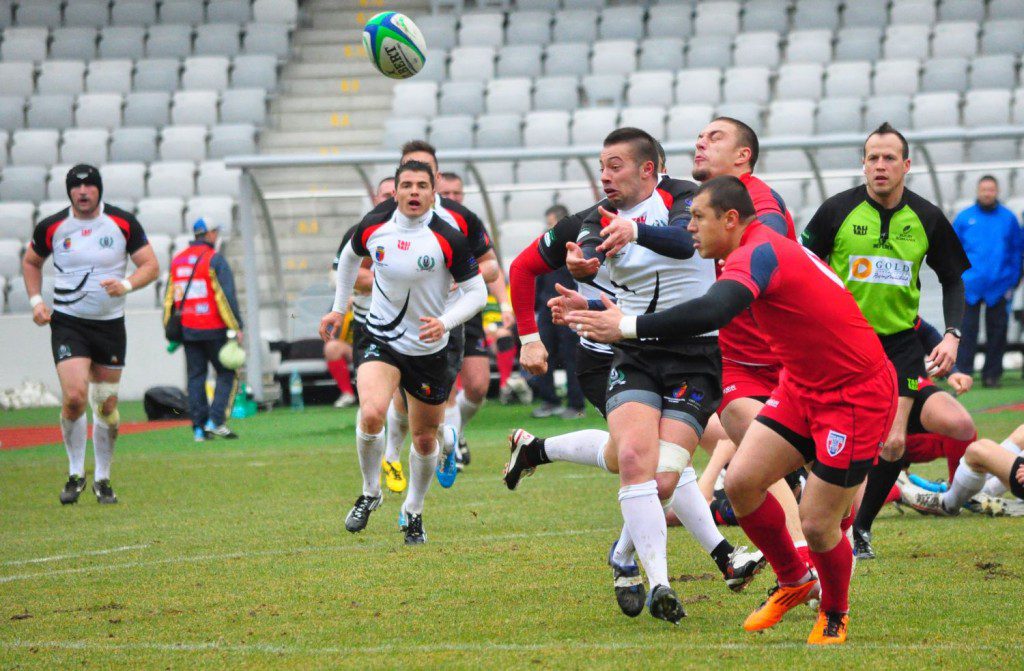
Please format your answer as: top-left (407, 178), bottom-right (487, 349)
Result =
top-left (226, 125), bottom-right (1024, 399)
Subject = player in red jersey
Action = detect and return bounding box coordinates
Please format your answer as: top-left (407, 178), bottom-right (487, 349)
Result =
top-left (565, 176), bottom-right (898, 645)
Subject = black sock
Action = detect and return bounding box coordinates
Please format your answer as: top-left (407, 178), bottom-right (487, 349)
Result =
top-left (854, 457), bottom-right (904, 533)
top-left (525, 438), bottom-right (551, 466)
top-left (710, 538), bottom-right (734, 574)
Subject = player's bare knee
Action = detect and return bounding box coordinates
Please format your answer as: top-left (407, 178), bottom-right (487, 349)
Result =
top-left (464, 383), bottom-right (487, 404)
top-left (358, 406), bottom-right (386, 434)
top-left (63, 391), bottom-right (87, 417)
top-left (1009, 423), bottom-right (1024, 447)
top-left (616, 443), bottom-right (649, 478)
top-left (654, 472), bottom-right (679, 501)
top-left (324, 340), bottom-right (345, 361)
top-left (800, 517), bottom-right (834, 549)
top-left (965, 439), bottom-right (996, 471)
top-left (411, 430), bottom-right (438, 455)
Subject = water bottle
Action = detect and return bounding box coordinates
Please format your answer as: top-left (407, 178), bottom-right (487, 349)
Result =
top-left (289, 370), bottom-right (304, 411)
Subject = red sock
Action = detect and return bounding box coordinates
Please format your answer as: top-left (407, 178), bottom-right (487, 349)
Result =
top-left (736, 493), bottom-right (807, 585)
top-left (327, 359), bottom-right (353, 395)
top-left (809, 535), bottom-right (854, 614)
top-left (944, 435), bottom-right (973, 482)
top-left (840, 503), bottom-right (856, 533)
top-left (794, 542), bottom-right (812, 570)
top-left (884, 484), bottom-right (902, 505)
top-left (496, 349), bottom-right (515, 387)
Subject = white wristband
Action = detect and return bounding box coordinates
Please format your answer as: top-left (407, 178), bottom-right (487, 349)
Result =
top-left (619, 315), bottom-right (638, 339)
top-left (630, 220), bottom-right (639, 242)
top-left (520, 332), bottom-right (541, 345)
top-left (499, 302), bottom-right (512, 312)
top-left (121, 279), bottom-right (133, 293)
top-left (29, 294), bottom-right (43, 308)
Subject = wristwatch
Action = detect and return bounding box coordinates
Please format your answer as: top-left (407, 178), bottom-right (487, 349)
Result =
top-left (944, 327), bottom-right (961, 339)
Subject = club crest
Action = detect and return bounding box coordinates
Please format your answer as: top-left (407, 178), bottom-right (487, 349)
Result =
top-left (826, 430), bottom-right (847, 457)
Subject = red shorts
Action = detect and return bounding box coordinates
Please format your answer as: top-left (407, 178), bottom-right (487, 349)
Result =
top-left (904, 433), bottom-right (969, 481)
top-left (757, 360), bottom-right (898, 487)
top-left (719, 359), bottom-right (782, 414)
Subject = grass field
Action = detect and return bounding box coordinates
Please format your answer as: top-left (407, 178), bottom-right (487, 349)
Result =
top-left (1, 377), bottom-right (1022, 669)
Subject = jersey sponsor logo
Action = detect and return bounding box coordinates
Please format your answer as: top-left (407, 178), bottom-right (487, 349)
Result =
top-left (420, 382), bottom-right (432, 398)
top-left (722, 383), bottom-right (737, 394)
top-left (671, 382), bottom-right (688, 398)
top-left (848, 255), bottom-right (912, 287)
top-left (398, 240), bottom-right (411, 250)
top-left (853, 225), bottom-right (868, 235)
top-left (62, 237), bottom-right (72, 250)
top-left (417, 255), bottom-right (436, 271)
top-left (99, 235), bottom-right (114, 249)
top-left (57, 344), bottom-right (72, 360)
top-left (175, 266), bottom-right (194, 278)
top-left (907, 377), bottom-right (919, 391)
top-left (81, 228), bottom-right (92, 237)
top-left (826, 430), bottom-right (847, 457)
top-left (194, 303), bottom-right (210, 314)
top-left (543, 229), bottom-right (556, 247)
top-left (364, 343), bottom-right (381, 358)
top-left (608, 367), bottom-right (626, 390)
top-left (893, 224), bottom-right (916, 242)
top-left (765, 398), bottom-right (780, 407)
top-left (375, 246), bottom-right (386, 263)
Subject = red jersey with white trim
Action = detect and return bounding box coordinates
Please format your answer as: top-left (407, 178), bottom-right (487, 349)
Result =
top-left (29, 203), bottom-right (148, 320)
top-left (718, 222), bottom-right (885, 389)
top-left (718, 173), bottom-right (796, 366)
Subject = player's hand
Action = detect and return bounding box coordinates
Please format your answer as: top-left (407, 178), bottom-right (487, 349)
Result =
top-left (565, 241), bottom-right (600, 280)
top-left (100, 278), bottom-right (128, 297)
top-left (881, 425), bottom-right (907, 461)
top-left (548, 283), bottom-right (588, 325)
top-left (419, 316), bottom-right (446, 343)
top-left (926, 334), bottom-right (958, 378)
top-left (520, 340), bottom-right (549, 375)
top-left (947, 372), bottom-right (973, 395)
top-left (595, 206), bottom-right (636, 256)
top-left (31, 301), bottom-right (51, 326)
top-left (566, 294), bottom-right (625, 344)
top-left (318, 311), bottom-right (344, 342)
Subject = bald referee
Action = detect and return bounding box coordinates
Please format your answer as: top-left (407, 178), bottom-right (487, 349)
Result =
top-left (22, 165), bottom-right (159, 505)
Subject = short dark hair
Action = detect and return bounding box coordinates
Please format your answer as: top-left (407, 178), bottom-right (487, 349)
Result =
top-left (654, 140), bottom-right (667, 172)
top-left (545, 204), bottom-right (570, 221)
top-left (865, 122), bottom-right (909, 160)
top-left (713, 117), bottom-right (760, 171)
top-left (695, 175), bottom-right (757, 220)
top-left (377, 176), bottom-right (395, 189)
top-left (440, 171), bottom-right (462, 183)
top-left (604, 127), bottom-right (660, 171)
top-left (400, 140), bottom-right (438, 171)
top-left (978, 174), bottom-right (998, 186)
top-left (395, 160), bottom-right (435, 188)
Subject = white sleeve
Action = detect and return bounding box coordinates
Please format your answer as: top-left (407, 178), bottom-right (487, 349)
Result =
top-left (438, 273), bottom-right (487, 332)
top-left (331, 244), bottom-right (362, 313)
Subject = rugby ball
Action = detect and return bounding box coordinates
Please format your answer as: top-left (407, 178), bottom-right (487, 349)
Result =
top-left (362, 12), bottom-right (427, 80)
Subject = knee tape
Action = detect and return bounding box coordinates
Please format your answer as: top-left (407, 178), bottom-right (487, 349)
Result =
top-left (656, 440), bottom-right (691, 476)
top-left (90, 382), bottom-right (120, 425)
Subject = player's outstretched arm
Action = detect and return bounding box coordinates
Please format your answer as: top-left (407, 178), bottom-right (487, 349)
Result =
top-left (21, 246), bottom-right (50, 326)
top-left (509, 242), bottom-right (557, 374)
top-left (594, 203), bottom-right (696, 260)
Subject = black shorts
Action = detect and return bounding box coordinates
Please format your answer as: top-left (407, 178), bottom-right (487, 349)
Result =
top-left (50, 310), bottom-right (126, 368)
top-left (350, 319), bottom-right (369, 367)
top-left (1010, 457), bottom-right (1024, 500)
top-left (358, 334), bottom-right (459, 405)
top-left (575, 345), bottom-right (613, 417)
top-left (463, 313), bottom-right (489, 358)
top-left (447, 324), bottom-right (466, 374)
top-left (605, 338), bottom-right (722, 437)
top-left (880, 328), bottom-right (941, 432)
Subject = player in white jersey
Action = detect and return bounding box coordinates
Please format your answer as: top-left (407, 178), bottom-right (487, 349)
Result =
top-left (21, 165), bottom-right (159, 505)
top-left (320, 161), bottom-right (487, 544)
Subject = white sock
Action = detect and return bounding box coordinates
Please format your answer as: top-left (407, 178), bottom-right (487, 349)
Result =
top-left (92, 415), bottom-right (117, 481)
top-left (404, 441), bottom-right (439, 515)
top-left (61, 414), bottom-right (87, 477)
top-left (384, 401), bottom-right (408, 463)
top-left (456, 389), bottom-right (481, 435)
top-left (941, 457), bottom-right (988, 511)
top-left (612, 523), bottom-right (636, 566)
top-left (619, 480), bottom-right (669, 589)
top-left (356, 427), bottom-right (386, 497)
top-left (669, 467), bottom-right (726, 554)
top-left (981, 440), bottom-right (1023, 496)
top-left (543, 430), bottom-right (610, 470)
top-left (444, 403), bottom-right (461, 441)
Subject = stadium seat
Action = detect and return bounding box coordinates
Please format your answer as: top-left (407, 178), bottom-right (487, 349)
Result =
top-left (0, 62), bottom-right (35, 97)
top-left (599, 6), bottom-right (644, 41)
top-left (733, 31), bottom-right (781, 68)
top-left (485, 78), bottom-right (532, 115)
top-left (1, 27), bottom-right (48, 62)
top-left (45, 165), bottom-right (71, 200)
top-left (775, 63), bottom-right (824, 101)
top-left (109, 126), bottom-right (158, 162)
top-left (912, 92), bottom-right (961, 129)
top-left (497, 45), bottom-right (542, 79)
top-left (980, 20), bottom-right (1024, 55)
top-left (243, 22), bottom-right (289, 58)
top-left (85, 59), bottom-right (133, 95)
top-left (931, 21), bottom-right (980, 59)
top-left (148, 161), bottom-right (195, 198)
top-left (742, 0), bottom-right (790, 33)
top-left (505, 190), bottom-right (556, 218)
top-left (723, 67), bottom-right (771, 104)
top-left (784, 30), bottom-right (834, 65)
top-left (666, 104), bottom-right (714, 142)
top-left (0, 96), bottom-right (24, 130)
top-left (505, 10), bottom-right (550, 45)
top-left (686, 35), bottom-right (733, 68)
top-left (182, 57), bottom-right (230, 91)
top-left (123, 92), bottom-right (170, 128)
top-left (99, 162), bottom-right (146, 201)
top-left (767, 100), bottom-right (816, 136)
top-left (862, 95), bottom-right (913, 130)
top-left (136, 197), bottom-right (184, 235)
top-left (232, 54), bottom-right (277, 91)
top-left (626, 71), bottom-right (675, 108)
top-left (715, 102), bottom-right (763, 133)
top-left (582, 74), bottom-right (625, 107)
top-left (208, 123), bottom-right (254, 159)
top-left (161, 0), bottom-right (205, 25)
top-left (50, 27), bottom-right (98, 60)
top-left (449, 47), bottom-right (495, 82)
top-left (694, 1), bottom-right (741, 36)
top-left (0, 202), bottom-right (34, 239)
top-left (963, 89), bottom-right (1012, 127)
top-left (969, 54), bottom-right (1018, 89)
top-left (66, 0), bottom-right (109, 26)
top-left (37, 60), bottom-right (86, 95)
top-left (185, 195), bottom-right (234, 231)
top-left (0, 237), bottom-right (22, 279)
top-left (252, 0), bottom-right (297, 24)
top-left (498, 220), bottom-right (546, 263)
top-left (220, 88), bottom-right (266, 126)
top-left (98, 26), bottom-right (146, 59)
top-left (533, 76), bottom-right (580, 111)
top-left (674, 68), bottom-right (722, 106)
top-left (195, 23), bottom-right (242, 57)
top-left (0, 129), bottom-right (8, 165)
top-left (0, 166), bottom-right (47, 202)
top-left (110, 0), bottom-right (156, 25)
top-left (890, 0), bottom-right (938, 25)
top-left (872, 59), bottom-right (921, 96)
top-left (883, 25), bottom-right (931, 61)
top-left (989, 0), bottom-right (1024, 19)
top-left (171, 91), bottom-right (219, 126)
top-left (834, 27), bottom-right (883, 62)
top-left (544, 43), bottom-right (590, 77)
top-left (553, 9), bottom-right (598, 43)
top-left (1012, 88), bottom-right (1024, 124)
top-left (843, 0), bottom-right (888, 27)
top-left (571, 108), bottom-right (619, 145)
top-left (415, 48), bottom-right (447, 82)
top-left (15, 2), bottom-right (62, 28)
top-left (647, 5), bottom-right (693, 39)
top-left (208, 0), bottom-right (251, 24)
top-left (939, 0), bottom-right (986, 22)
top-left (160, 125), bottom-right (208, 162)
top-left (770, 179), bottom-right (805, 211)
top-left (414, 14), bottom-right (458, 51)
top-left (0, 0), bottom-right (10, 28)
top-left (515, 160), bottom-right (561, 184)
top-left (591, 40), bottom-right (638, 77)
top-left (134, 59), bottom-right (182, 93)
top-left (27, 95), bottom-right (75, 130)
top-left (921, 58), bottom-right (968, 93)
top-left (470, 161), bottom-right (515, 187)
top-left (476, 114), bottom-right (521, 148)
top-left (438, 81), bottom-right (484, 116)
top-left (428, 115), bottom-right (474, 149)
top-left (381, 117), bottom-right (427, 150)
top-left (968, 138), bottom-right (1018, 162)
top-left (146, 24), bottom-right (194, 59)
top-left (791, 0), bottom-right (841, 30)
top-left (60, 129), bottom-right (109, 165)
top-left (523, 111), bottom-right (569, 147)
top-left (392, 81), bottom-right (438, 118)
top-left (197, 160), bottom-right (240, 197)
top-left (816, 97), bottom-right (863, 134)
top-left (639, 38), bottom-right (684, 72)
top-left (457, 12), bottom-right (503, 47)
top-left (619, 106), bottom-right (666, 138)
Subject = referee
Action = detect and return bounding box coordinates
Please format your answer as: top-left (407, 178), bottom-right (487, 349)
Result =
top-left (22, 165), bottom-right (159, 505)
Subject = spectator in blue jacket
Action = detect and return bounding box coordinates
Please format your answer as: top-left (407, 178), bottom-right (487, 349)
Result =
top-left (953, 175), bottom-right (1024, 387)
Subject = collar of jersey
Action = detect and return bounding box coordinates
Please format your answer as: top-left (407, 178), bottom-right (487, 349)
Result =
top-left (615, 189), bottom-right (659, 219)
top-left (393, 210), bottom-right (432, 229)
top-left (862, 185), bottom-right (907, 216)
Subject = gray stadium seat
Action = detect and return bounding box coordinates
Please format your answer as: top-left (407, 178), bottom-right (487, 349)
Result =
top-left (599, 6), bottom-right (645, 40)
top-left (0, 96), bottom-right (24, 130)
top-left (784, 30), bottom-right (834, 65)
top-left (160, 0), bottom-right (205, 24)
top-left (148, 161), bottom-right (196, 198)
top-left (15, 2), bottom-right (62, 27)
top-left (415, 48), bottom-right (447, 82)
top-left (694, 1), bottom-right (741, 35)
top-left (0, 202), bottom-right (34, 239)
top-left (792, 0), bottom-right (841, 30)
top-left (134, 59), bottom-right (181, 92)
top-left (834, 27), bottom-right (883, 62)
top-left (571, 107), bottom-right (619, 145)
top-left (626, 70), bottom-right (674, 108)
top-left (85, 59), bottom-right (133, 94)
top-left (883, 25), bottom-right (931, 60)
top-left (381, 117), bottom-right (427, 150)
top-left (185, 195), bottom-right (234, 232)
top-left (123, 92), bottom-right (171, 127)
top-left (485, 78), bottom-right (531, 115)
top-left (968, 138), bottom-right (1018, 162)
top-left (438, 81), bottom-right (484, 116)
top-left (195, 23), bottom-right (242, 57)
top-left (448, 47), bottom-right (494, 81)
top-left (619, 106), bottom-right (666, 138)
top-left (647, 4), bottom-right (694, 39)
top-left (27, 94), bottom-right (74, 130)
top-left (0, 166), bottom-right (47, 201)
top-left (980, 20), bottom-right (1024, 55)
top-left (715, 103), bottom-right (763, 134)
top-left (231, 54), bottom-right (277, 91)
top-left (0, 237), bottom-right (23, 278)
top-left (76, 92), bottom-right (123, 130)
top-left (37, 60), bottom-right (86, 95)
top-left (207, 0), bottom-right (251, 23)
top-left (0, 128), bottom-right (8, 165)
top-left (160, 125), bottom-right (208, 161)
top-left (816, 97), bottom-right (863, 134)
top-left (147, 24), bottom-right (193, 59)
top-left (2, 27), bottom-right (48, 62)
top-left (969, 54), bottom-right (1018, 89)
top-left (963, 89), bottom-right (1012, 127)
top-left (912, 92), bottom-right (961, 129)
top-left (686, 35), bottom-right (733, 68)
top-left (515, 160), bottom-right (561, 184)
top-left (111, 0), bottom-right (157, 25)
top-left (242, 23), bottom-right (290, 59)
top-left (220, 88), bottom-right (266, 125)
top-left (921, 57), bottom-right (968, 93)
top-left (252, 0), bottom-right (297, 24)
top-left (109, 126), bottom-right (158, 162)
top-left (843, 0), bottom-right (888, 27)
top-left (890, 0), bottom-right (937, 25)
top-left (639, 37), bottom-right (684, 71)
top-left (533, 76), bottom-right (580, 111)
top-left (100, 162), bottom-right (146, 201)
top-left (497, 44), bottom-right (542, 78)
top-left (171, 90), bottom-right (219, 126)
top-left (544, 43), bottom-right (590, 77)
top-left (733, 31), bottom-right (781, 68)
top-left (591, 40), bottom-right (638, 77)
top-left (825, 61), bottom-right (872, 98)
top-left (775, 63), bottom-right (824, 101)
top-left (428, 115), bottom-right (474, 149)
top-left (989, 0), bottom-right (1024, 19)
top-left (553, 9), bottom-right (599, 43)
top-left (136, 197), bottom-right (185, 235)
top-left (182, 56), bottom-right (230, 91)
top-left (475, 114), bottom-right (521, 148)
top-left (505, 11), bottom-right (550, 45)
top-left (0, 62), bottom-right (34, 97)
top-left (413, 15), bottom-right (457, 51)
top-left (667, 104), bottom-right (715, 143)
top-left (723, 67), bottom-right (771, 104)
top-left (60, 129), bottom-right (109, 164)
top-left (1014, 89), bottom-right (1024, 124)
top-left (45, 165), bottom-right (71, 199)
top-left (767, 100), bottom-right (816, 136)
top-left (862, 95), bottom-right (913, 130)
top-left (742, 0), bottom-right (791, 33)
top-left (65, 1), bottom-right (109, 27)
top-left (582, 74), bottom-right (625, 107)
top-left (197, 161), bottom-right (240, 197)
top-left (674, 68), bottom-right (721, 105)
top-left (98, 25), bottom-right (146, 60)
top-left (457, 12), bottom-right (503, 47)
top-left (504, 191), bottom-right (556, 220)
top-left (50, 27), bottom-right (98, 59)
top-left (144, 234), bottom-right (172, 280)
top-left (939, 0), bottom-right (985, 22)
top-left (392, 81), bottom-right (438, 118)
top-left (523, 111), bottom-right (569, 147)
top-left (771, 180), bottom-right (805, 211)
top-left (208, 123), bottom-right (255, 159)
top-left (873, 59), bottom-right (921, 96)
top-left (0, 0), bottom-right (10, 29)
top-left (931, 21), bottom-right (979, 59)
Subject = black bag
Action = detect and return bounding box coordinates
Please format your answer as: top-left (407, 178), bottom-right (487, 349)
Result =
top-left (143, 386), bottom-right (189, 420)
top-left (165, 249), bottom-right (208, 342)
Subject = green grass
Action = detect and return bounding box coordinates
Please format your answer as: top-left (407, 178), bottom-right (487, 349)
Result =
top-left (1, 377), bottom-right (1022, 669)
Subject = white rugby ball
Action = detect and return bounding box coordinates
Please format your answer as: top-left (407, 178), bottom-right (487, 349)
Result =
top-left (362, 11), bottom-right (427, 80)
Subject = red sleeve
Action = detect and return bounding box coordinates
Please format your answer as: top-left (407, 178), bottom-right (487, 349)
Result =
top-left (509, 239), bottom-right (555, 337)
top-left (718, 245), bottom-right (763, 299)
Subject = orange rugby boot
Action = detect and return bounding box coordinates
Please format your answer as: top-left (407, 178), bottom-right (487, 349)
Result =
top-left (807, 610), bottom-right (849, 645)
top-left (742, 577), bottom-right (820, 632)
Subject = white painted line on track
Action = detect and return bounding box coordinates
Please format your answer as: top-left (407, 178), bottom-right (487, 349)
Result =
top-left (3, 544), bottom-right (150, 566)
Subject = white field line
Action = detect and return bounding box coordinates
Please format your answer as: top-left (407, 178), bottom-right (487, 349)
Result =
top-left (0, 527), bottom-right (619, 585)
top-left (3, 544), bottom-right (150, 567)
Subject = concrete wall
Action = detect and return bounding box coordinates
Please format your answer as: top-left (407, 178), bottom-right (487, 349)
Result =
top-left (0, 309), bottom-right (186, 402)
